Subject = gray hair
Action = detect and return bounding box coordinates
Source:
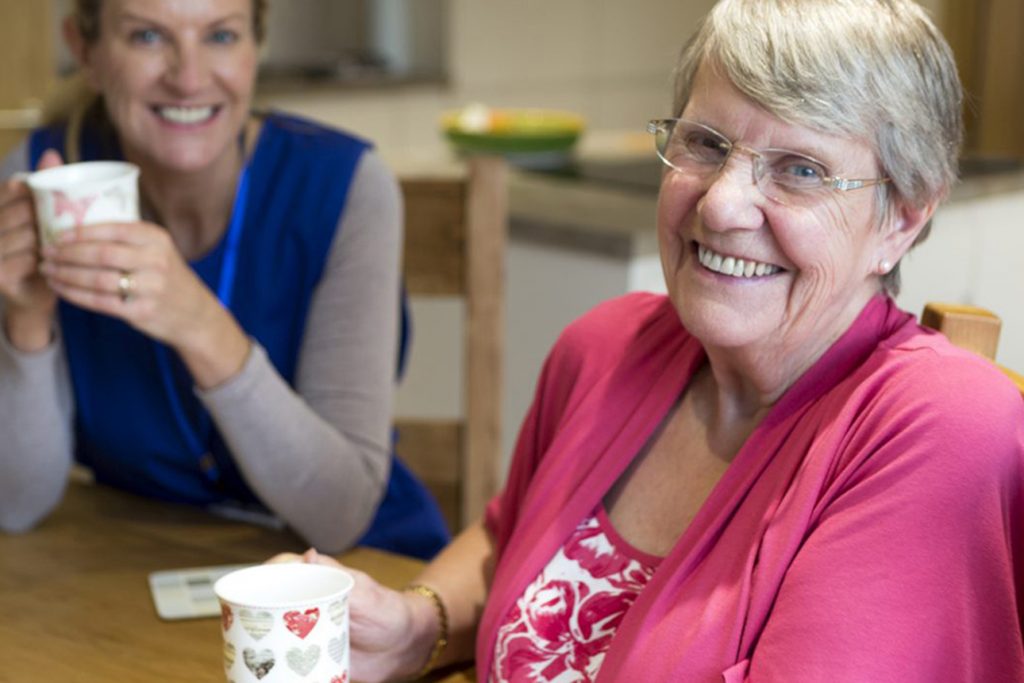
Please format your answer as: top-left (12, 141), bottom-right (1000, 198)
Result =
top-left (673, 0), bottom-right (963, 295)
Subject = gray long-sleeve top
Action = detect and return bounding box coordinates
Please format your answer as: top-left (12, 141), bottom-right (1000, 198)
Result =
top-left (0, 141), bottom-right (402, 553)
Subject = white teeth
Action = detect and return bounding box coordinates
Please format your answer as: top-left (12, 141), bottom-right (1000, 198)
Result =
top-left (697, 244), bottom-right (780, 278)
top-left (157, 106), bottom-right (215, 124)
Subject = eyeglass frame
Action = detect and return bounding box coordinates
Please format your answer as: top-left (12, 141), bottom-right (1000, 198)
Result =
top-left (647, 117), bottom-right (890, 204)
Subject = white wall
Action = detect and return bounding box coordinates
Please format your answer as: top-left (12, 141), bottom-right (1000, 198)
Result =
top-left (898, 190), bottom-right (1024, 372)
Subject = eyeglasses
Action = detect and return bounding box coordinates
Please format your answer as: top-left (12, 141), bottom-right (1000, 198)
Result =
top-left (647, 118), bottom-right (889, 206)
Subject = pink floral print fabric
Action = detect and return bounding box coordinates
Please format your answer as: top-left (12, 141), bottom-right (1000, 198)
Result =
top-left (490, 510), bottom-right (659, 682)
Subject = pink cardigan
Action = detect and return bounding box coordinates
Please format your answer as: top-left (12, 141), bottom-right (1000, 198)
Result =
top-left (479, 293), bottom-right (1024, 682)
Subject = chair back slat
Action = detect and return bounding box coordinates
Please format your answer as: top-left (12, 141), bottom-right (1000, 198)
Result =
top-left (921, 302), bottom-right (1024, 399)
top-left (397, 157), bottom-right (508, 531)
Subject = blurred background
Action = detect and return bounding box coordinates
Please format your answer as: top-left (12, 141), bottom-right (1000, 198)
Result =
top-left (1, 0), bottom-right (1021, 470)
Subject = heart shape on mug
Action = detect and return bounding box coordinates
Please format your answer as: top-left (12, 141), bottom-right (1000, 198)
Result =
top-left (242, 648), bottom-right (275, 680)
top-left (239, 609), bottom-right (273, 640)
top-left (328, 636), bottom-right (346, 664)
top-left (221, 604), bottom-right (234, 632)
top-left (331, 675), bottom-right (348, 683)
top-left (286, 645), bottom-right (320, 676)
top-left (284, 608), bottom-right (320, 639)
top-left (328, 599), bottom-right (346, 625)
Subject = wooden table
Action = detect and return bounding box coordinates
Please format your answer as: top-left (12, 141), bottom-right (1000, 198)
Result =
top-left (0, 479), bottom-right (473, 682)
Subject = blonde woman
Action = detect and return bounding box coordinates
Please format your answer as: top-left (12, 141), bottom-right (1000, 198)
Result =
top-left (0, 0), bottom-right (448, 559)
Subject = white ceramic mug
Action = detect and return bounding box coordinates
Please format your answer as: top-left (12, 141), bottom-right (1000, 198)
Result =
top-left (18, 161), bottom-right (140, 245)
top-left (214, 563), bottom-right (354, 682)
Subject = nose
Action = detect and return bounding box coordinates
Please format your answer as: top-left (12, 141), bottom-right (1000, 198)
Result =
top-left (163, 40), bottom-right (209, 94)
top-left (697, 150), bottom-right (767, 231)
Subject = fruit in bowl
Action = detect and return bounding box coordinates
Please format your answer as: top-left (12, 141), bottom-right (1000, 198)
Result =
top-left (441, 104), bottom-right (585, 168)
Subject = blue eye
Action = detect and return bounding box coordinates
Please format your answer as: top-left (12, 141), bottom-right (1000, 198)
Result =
top-left (130, 28), bottom-right (163, 45)
top-left (208, 29), bottom-right (239, 45)
top-left (786, 164), bottom-right (819, 178)
top-left (770, 154), bottom-right (828, 188)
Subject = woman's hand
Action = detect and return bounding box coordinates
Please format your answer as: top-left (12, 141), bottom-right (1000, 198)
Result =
top-left (38, 220), bottom-right (250, 387)
top-left (40, 220), bottom-right (212, 343)
top-left (0, 150), bottom-right (62, 351)
top-left (268, 549), bottom-right (439, 683)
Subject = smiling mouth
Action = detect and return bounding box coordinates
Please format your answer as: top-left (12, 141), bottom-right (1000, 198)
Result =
top-left (153, 105), bottom-right (219, 125)
top-left (697, 243), bottom-right (783, 278)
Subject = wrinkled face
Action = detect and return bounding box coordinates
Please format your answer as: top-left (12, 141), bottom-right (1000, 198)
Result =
top-left (658, 63), bottom-right (891, 363)
top-left (78, 0), bottom-right (258, 174)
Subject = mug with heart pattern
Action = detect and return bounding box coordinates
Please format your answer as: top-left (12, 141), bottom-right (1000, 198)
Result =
top-left (214, 563), bottom-right (354, 682)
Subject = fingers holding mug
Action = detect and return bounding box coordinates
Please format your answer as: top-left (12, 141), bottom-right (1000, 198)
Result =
top-left (0, 220), bottom-right (40, 266)
top-left (0, 179), bottom-right (40, 270)
top-left (40, 259), bottom-right (147, 314)
top-left (0, 179), bottom-right (57, 322)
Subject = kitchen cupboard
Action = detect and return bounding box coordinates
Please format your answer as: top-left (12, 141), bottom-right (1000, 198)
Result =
top-left (0, 1), bottom-right (54, 157)
top-left (940, 0), bottom-right (1024, 160)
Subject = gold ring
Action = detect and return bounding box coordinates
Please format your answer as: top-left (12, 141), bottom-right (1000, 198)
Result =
top-left (117, 271), bottom-right (135, 303)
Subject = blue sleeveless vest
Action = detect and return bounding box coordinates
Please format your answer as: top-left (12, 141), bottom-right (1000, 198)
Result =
top-left (29, 111), bottom-right (449, 558)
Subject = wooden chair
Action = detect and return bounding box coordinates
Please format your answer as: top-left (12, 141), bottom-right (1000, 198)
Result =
top-left (396, 157), bottom-right (509, 533)
top-left (920, 302), bottom-right (1024, 397)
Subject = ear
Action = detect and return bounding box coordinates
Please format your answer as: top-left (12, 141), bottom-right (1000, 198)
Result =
top-left (878, 195), bottom-right (939, 265)
top-left (62, 16), bottom-right (98, 87)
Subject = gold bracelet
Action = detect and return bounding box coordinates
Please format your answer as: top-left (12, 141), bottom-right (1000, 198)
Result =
top-left (404, 584), bottom-right (449, 679)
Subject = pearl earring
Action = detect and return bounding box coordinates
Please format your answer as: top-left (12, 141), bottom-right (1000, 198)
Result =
top-left (878, 259), bottom-right (892, 275)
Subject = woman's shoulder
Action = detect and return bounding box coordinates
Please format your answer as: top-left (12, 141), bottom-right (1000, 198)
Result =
top-left (248, 112), bottom-right (394, 226)
top-left (799, 324), bottom-right (1024, 524)
top-left (258, 110), bottom-right (374, 157)
top-left (547, 292), bottom-right (682, 370)
top-left (883, 325), bottom-right (1022, 415)
top-left (854, 326), bottom-right (1024, 473)
top-left (560, 291), bottom-right (674, 342)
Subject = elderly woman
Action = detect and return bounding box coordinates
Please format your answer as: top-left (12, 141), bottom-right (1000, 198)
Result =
top-left (0, 0), bottom-right (448, 559)
top-left (274, 0), bottom-right (1024, 680)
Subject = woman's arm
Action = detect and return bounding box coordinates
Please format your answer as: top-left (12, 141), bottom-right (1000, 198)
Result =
top-left (0, 319), bottom-right (74, 531)
top-left (0, 142), bottom-right (74, 532)
top-left (199, 150), bottom-right (401, 552)
top-left (404, 520), bottom-right (494, 673)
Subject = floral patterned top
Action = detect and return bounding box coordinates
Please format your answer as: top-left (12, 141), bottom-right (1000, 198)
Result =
top-left (490, 508), bottom-right (661, 682)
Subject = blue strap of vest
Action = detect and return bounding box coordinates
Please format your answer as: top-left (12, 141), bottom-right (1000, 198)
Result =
top-left (154, 163), bottom-right (251, 472)
top-left (217, 163), bottom-right (249, 309)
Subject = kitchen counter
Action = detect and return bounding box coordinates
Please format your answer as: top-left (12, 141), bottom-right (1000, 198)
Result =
top-left (510, 165), bottom-right (658, 259)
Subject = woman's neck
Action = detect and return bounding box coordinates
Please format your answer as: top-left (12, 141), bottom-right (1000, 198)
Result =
top-left (137, 155), bottom-right (240, 260)
top-left (692, 327), bottom-right (844, 456)
top-left (127, 119), bottom-right (258, 260)
top-left (697, 288), bottom-right (878, 431)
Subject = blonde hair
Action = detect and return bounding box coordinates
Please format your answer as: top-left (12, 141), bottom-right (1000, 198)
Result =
top-left (673, 0), bottom-right (963, 294)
